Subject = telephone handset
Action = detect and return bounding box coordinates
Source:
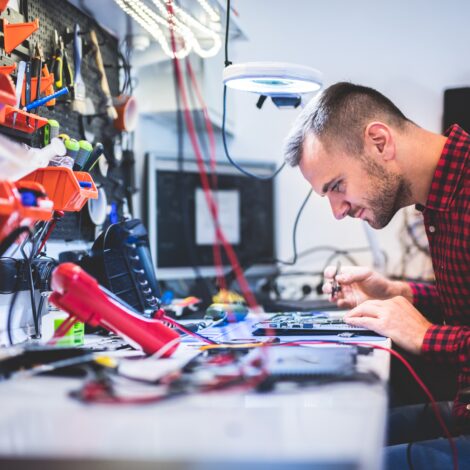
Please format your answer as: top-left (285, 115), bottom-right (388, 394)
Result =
top-left (81, 219), bottom-right (161, 317)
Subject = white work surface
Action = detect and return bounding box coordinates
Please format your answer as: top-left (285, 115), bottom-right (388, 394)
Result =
top-left (0, 313), bottom-right (391, 470)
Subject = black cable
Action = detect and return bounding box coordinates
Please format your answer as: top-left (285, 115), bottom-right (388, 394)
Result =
top-left (224, 0), bottom-right (232, 67)
top-left (20, 232), bottom-right (40, 339)
top-left (0, 226), bottom-right (31, 258)
top-left (296, 244), bottom-right (373, 261)
top-left (222, 0), bottom-right (285, 180)
top-left (275, 188), bottom-right (313, 266)
top-left (222, 86), bottom-right (286, 180)
top-left (224, 188), bottom-right (312, 286)
top-left (7, 289), bottom-right (20, 346)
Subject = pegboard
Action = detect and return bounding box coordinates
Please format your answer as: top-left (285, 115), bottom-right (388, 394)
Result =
top-left (0, 0), bottom-right (132, 242)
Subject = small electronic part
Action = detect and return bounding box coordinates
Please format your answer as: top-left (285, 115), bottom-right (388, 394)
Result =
top-left (252, 311), bottom-right (379, 336)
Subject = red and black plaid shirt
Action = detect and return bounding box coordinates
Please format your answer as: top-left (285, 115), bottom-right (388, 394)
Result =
top-left (409, 124), bottom-right (470, 421)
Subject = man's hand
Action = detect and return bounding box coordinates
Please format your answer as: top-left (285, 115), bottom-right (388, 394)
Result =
top-left (344, 296), bottom-right (432, 354)
top-left (323, 265), bottom-right (413, 308)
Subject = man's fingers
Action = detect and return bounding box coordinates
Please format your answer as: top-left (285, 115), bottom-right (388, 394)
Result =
top-left (322, 282), bottom-right (332, 294)
top-left (337, 298), bottom-right (356, 309)
top-left (344, 315), bottom-right (378, 331)
top-left (324, 265), bottom-right (340, 279)
top-left (336, 266), bottom-right (373, 284)
top-left (345, 300), bottom-right (382, 318)
top-left (323, 265), bottom-right (373, 284)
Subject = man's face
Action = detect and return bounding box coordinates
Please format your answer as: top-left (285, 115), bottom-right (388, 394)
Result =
top-left (299, 133), bottom-right (410, 229)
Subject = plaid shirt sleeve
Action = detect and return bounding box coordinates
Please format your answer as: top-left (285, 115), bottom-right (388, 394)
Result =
top-left (409, 281), bottom-right (443, 312)
top-left (422, 324), bottom-right (470, 366)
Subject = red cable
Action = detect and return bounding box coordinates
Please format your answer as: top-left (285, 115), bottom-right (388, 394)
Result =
top-left (279, 340), bottom-right (459, 470)
top-left (166, 2), bottom-right (259, 309)
top-left (185, 58), bottom-right (226, 291)
top-left (160, 312), bottom-right (217, 345)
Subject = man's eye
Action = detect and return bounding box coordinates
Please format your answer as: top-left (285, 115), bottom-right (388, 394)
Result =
top-left (331, 182), bottom-right (341, 192)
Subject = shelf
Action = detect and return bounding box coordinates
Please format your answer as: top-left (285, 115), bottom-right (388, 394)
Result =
top-left (1, 105), bottom-right (48, 134)
top-left (20, 167), bottom-right (98, 212)
top-left (0, 180), bottom-right (53, 243)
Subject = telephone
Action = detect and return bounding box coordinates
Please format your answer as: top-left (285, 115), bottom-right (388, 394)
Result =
top-left (81, 219), bottom-right (161, 317)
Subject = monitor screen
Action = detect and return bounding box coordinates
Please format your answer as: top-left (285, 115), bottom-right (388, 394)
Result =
top-left (146, 155), bottom-right (277, 280)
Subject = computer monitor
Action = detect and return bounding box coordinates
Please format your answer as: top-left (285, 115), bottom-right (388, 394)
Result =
top-left (146, 154), bottom-right (277, 280)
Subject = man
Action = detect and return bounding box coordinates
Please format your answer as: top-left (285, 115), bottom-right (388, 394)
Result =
top-left (284, 82), bottom-right (470, 468)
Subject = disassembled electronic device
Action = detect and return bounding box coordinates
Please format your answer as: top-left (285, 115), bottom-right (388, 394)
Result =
top-left (252, 311), bottom-right (379, 336)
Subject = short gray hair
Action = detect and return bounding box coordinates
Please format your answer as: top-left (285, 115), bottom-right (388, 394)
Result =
top-left (283, 82), bottom-right (412, 167)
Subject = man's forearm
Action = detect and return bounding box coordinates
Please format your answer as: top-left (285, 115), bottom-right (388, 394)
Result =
top-left (388, 280), bottom-right (414, 303)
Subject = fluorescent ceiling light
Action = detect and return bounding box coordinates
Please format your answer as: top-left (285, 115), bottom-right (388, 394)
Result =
top-left (223, 62), bottom-right (322, 96)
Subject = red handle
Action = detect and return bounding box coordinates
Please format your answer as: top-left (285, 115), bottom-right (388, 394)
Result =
top-left (50, 263), bottom-right (180, 357)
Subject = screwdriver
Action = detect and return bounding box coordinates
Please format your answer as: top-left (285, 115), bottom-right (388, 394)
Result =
top-left (31, 44), bottom-right (42, 103)
top-left (24, 87), bottom-right (69, 112)
top-left (64, 138), bottom-right (80, 160)
top-left (82, 142), bottom-right (104, 172)
top-left (43, 119), bottom-right (60, 146)
top-left (73, 140), bottom-right (93, 171)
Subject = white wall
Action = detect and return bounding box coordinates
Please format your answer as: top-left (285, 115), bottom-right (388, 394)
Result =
top-left (220, 0), bottom-right (470, 276)
top-left (133, 0), bottom-right (470, 280)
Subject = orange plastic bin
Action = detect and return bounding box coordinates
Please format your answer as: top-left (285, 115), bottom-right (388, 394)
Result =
top-left (20, 167), bottom-right (98, 212)
top-left (0, 180), bottom-right (53, 243)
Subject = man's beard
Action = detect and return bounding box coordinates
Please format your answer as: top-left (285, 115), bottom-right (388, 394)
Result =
top-left (361, 158), bottom-right (412, 229)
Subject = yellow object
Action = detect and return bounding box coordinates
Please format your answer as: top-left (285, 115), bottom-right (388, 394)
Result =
top-left (53, 317), bottom-right (84, 346)
top-left (94, 356), bottom-right (118, 368)
top-left (213, 289), bottom-right (245, 304)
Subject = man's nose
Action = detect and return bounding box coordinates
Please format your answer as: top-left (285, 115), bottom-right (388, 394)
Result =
top-left (328, 195), bottom-right (349, 220)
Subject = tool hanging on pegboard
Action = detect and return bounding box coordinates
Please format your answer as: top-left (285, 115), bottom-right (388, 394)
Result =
top-left (0, 0), bottom-right (134, 242)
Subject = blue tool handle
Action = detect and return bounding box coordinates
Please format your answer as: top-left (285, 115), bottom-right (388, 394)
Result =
top-left (25, 87), bottom-right (69, 111)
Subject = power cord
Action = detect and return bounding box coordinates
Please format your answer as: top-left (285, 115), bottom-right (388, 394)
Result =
top-left (0, 226), bottom-right (31, 257)
top-left (224, 0), bottom-right (232, 67)
top-left (6, 289), bottom-right (20, 346)
top-left (274, 188), bottom-right (313, 265)
top-left (222, 86), bottom-right (286, 180)
top-left (172, 49), bottom-right (214, 298)
top-left (222, 1), bottom-right (286, 180)
top-left (20, 232), bottom-right (40, 339)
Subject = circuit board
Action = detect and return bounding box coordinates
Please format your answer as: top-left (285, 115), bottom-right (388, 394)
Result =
top-left (252, 311), bottom-right (380, 336)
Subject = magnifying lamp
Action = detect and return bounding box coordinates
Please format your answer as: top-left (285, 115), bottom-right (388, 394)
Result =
top-left (223, 62), bottom-right (323, 108)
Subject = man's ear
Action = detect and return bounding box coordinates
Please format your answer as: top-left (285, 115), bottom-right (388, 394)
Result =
top-left (364, 122), bottom-right (395, 161)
